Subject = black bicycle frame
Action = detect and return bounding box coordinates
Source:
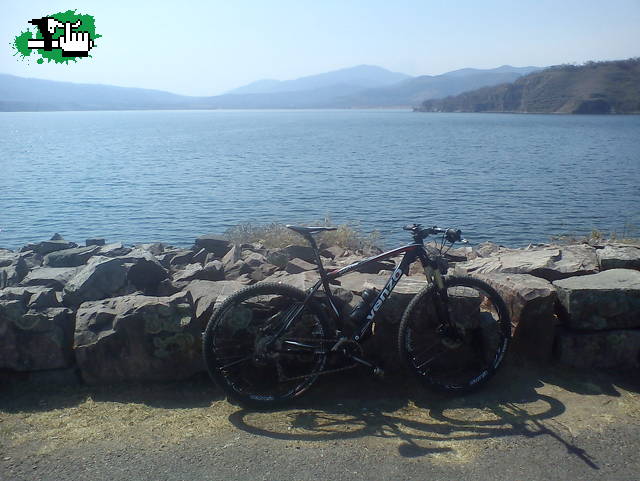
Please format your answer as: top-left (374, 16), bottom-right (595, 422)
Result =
top-left (282, 240), bottom-right (447, 344)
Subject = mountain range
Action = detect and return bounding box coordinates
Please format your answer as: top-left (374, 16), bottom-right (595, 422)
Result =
top-left (416, 58), bottom-right (640, 114)
top-left (0, 64), bottom-right (540, 111)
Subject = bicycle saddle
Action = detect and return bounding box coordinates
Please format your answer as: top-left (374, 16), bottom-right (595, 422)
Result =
top-left (286, 225), bottom-right (337, 235)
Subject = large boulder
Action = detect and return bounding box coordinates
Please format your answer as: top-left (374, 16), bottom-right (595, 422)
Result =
top-left (224, 259), bottom-right (252, 280)
top-left (21, 238), bottom-right (77, 255)
top-left (221, 244), bottom-right (241, 270)
top-left (96, 242), bottom-right (132, 257)
top-left (474, 273), bottom-right (558, 362)
top-left (20, 267), bottom-right (80, 290)
top-left (173, 261), bottom-right (224, 283)
top-left (285, 258), bottom-right (317, 274)
top-left (124, 250), bottom-right (169, 293)
top-left (0, 286), bottom-right (60, 309)
top-left (596, 244), bottom-right (640, 271)
top-left (553, 269), bottom-right (640, 330)
top-left (282, 245), bottom-right (317, 264)
top-left (185, 279), bottom-right (244, 329)
top-left (249, 263), bottom-right (279, 282)
top-left (62, 257), bottom-right (130, 306)
top-left (44, 245), bottom-right (100, 267)
top-left (457, 244), bottom-right (599, 281)
top-left (555, 329), bottom-right (640, 368)
top-left (195, 234), bottom-right (231, 257)
top-left (74, 293), bottom-right (203, 384)
top-left (0, 253), bottom-right (28, 288)
top-left (168, 249), bottom-right (195, 267)
top-left (0, 300), bottom-right (74, 371)
top-left (62, 251), bottom-right (169, 306)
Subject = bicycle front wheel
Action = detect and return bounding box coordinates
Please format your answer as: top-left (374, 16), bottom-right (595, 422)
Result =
top-left (398, 276), bottom-right (510, 393)
top-left (203, 282), bottom-right (330, 407)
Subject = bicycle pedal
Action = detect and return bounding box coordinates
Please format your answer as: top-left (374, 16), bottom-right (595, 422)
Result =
top-left (373, 367), bottom-right (385, 377)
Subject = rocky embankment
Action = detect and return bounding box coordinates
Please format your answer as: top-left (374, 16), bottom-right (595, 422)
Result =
top-left (1, 234), bottom-right (639, 385)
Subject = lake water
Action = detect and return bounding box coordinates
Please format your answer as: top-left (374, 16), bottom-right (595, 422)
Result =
top-left (1, 110), bottom-right (638, 250)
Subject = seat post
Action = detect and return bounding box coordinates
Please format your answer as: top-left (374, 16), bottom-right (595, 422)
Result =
top-left (305, 233), bottom-right (341, 317)
top-left (304, 234), bottom-right (325, 272)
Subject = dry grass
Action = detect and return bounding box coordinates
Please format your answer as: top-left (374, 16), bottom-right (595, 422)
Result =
top-left (550, 220), bottom-right (640, 246)
top-left (1, 365), bottom-right (639, 462)
top-left (224, 220), bottom-right (381, 251)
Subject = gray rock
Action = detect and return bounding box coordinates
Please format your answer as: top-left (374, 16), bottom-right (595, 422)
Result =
top-left (285, 257), bottom-right (317, 274)
top-left (471, 242), bottom-right (503, 259)
top-left (195, 234), bottom-right (231, 257)
top-left (0, 252), bottom-right (18, 268)
top-left (553, 269), bottom-right (640, 330)
top-left (555, 328), bottom-right (640, 368)
top-left (249, 263), bottom-right (279, 282)
top-left (597, 244), bottom-right (640, 270)
top-left (62, 257), bottom-right (129, 306)
top-left (169, 249), bottom-right (195, 267)
top-left (0, 263), bottom-right (26, 289)
top-left (221, 244), bottom-right (241, 270)
top-left (458, 244), bottom-right (599, 281)
top-left (191, 248), bottom-right (208, 265)
top-left (21, 239), bottom-right (77, 255)
top-left (86, 238), bottom-right (106, 246)
top-left (225, 259), bottom-right (252, 280)
top-left (265, 251), bottom-right (289, 270)
top-left (124, 250), bottom-right (169, 293)
top-left (97, 242), bottom-right (132, 257)
top-left (320, 245), bottom-right (345, 259)
top-left (0, 302), bottom-right (74, 371)
top-left (243, 252), bottom-right (267, 268)
top-left (20, 251), bottom-right (44, 271)
top-left (173, 261), bottom-right (224, 283)
top-left (135, 243), bottom-right (167, 256)
top-left (263, 271), bottom-right (320, 291)
top-left (474, 273), bottom-right (558, 362)
top-left (185, 279), bottom-right (244, 329)
top-left (1, 286), bottom-right (61, 309)
top-left (62, 251), bottom-right (169, 305)
top-left (283, 245), bottom-right (317, 264)
top-left (74, 293), bottom-right (203, 384)
top-left (202, 260), bottom-right (225, 281)
top-left (27, 287), bottom-right (60, 309)
top-left (44, 245), bottom-right (100, 267)
top-left (21, 267), bottom-right (80, 290)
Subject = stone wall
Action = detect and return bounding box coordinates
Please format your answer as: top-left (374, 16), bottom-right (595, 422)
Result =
top-left (1, 234), bottom-right (639, 385)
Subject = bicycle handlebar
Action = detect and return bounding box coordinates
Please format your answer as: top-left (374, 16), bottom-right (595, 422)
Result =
top-left (403, 224), bottom-right (468, 244)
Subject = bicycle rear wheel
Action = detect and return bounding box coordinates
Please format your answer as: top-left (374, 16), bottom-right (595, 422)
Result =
top-left (203, 283), bottom-right (330, 407)
top-left (398, 276), bottom-right (510, 393)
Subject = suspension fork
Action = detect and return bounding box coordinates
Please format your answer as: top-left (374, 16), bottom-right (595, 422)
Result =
top-left (419, 250), bottom-right (453, 327)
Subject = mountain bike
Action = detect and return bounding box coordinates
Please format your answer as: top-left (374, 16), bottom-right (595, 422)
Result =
top-left (203, 223), bottom-right (510, 407)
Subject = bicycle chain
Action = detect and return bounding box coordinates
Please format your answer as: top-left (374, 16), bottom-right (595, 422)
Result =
top-left (275, 336), bottom-right (359, 382)
top-left (279, 362), bottom-right (359, 382)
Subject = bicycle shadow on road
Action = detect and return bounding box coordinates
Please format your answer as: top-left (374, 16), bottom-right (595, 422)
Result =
top-left (227, 361), bottom-right (635, 469)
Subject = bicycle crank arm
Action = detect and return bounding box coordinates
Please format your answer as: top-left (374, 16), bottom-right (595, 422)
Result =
top-left (348, 354), bottom-right (384, 376)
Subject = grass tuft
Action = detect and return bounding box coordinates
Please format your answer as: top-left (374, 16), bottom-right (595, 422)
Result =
top-left (224, 219), bottom-right (381, 251)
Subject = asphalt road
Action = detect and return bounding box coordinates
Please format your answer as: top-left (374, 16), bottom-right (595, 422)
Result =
top-left (1, 363), bottom-right (639, 481)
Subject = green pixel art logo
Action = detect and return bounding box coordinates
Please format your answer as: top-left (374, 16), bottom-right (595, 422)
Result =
top-left (12, 10), bottom-right (100, 64)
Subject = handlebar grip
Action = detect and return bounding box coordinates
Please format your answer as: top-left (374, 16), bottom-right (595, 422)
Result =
top-left (445, 228), bottom-right (462, 243)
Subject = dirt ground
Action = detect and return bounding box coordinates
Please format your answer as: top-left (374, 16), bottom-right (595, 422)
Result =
top-left (1, 359), bottom-right (639, 481)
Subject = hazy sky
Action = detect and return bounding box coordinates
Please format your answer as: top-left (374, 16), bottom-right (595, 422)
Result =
top-left (2, 0), bottom-right (639, 96)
